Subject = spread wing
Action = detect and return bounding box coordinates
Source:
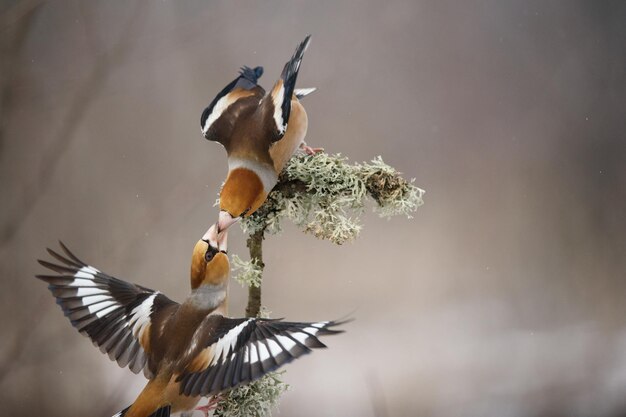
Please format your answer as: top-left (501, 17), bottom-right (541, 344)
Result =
top-left (36, 242), bottom-right (178, 377)
top-left (262, 35), bottom-right (311, 141)
top-left (178, 314), bottom-right (344, 397)
top-left (200, 66), bottom-right (265, 145)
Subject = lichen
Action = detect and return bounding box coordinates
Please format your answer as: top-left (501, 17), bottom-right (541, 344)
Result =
top-left (213, 371), bottom-right (289, 417)
top-left (231, 254), bottom-right (263, 288)
top-left (239, 152), bottom-right (424, 244)
top-left (221, 152), bottom-right (423, 416)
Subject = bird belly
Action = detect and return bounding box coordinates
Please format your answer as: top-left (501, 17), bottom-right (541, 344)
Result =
top-left (164, 378), bottom-right (201, 413)
top-left (269, 99), bottom-right (308, 174)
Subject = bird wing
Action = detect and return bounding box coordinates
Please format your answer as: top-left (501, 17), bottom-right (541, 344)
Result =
top-left (36, 242), bottom-right (178, 378)
top-left (177, 314), bottom-right (344, 397)
top-left (262, 35), bottom-right (311, 142)
top-left (200, 66), bottom-right (265, 145)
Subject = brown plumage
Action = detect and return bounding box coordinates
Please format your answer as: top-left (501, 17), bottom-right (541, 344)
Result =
top-left (36, 239), bottom-right (345, 417)
top-left (200, 36), bottom-right (322, 248)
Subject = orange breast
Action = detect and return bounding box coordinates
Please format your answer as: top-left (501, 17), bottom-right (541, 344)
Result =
top-left (220, 168), bottom-right (267, 217)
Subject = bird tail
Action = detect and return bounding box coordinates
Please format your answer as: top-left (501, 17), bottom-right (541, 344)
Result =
top-left (112, 405), bottom-right (171, 417)
top-left (268, 35), bottom-right (312, 136)
top-left (280, 35), bottom-right (311, 100)
top-left (295, 87), bottom-right (317, 99)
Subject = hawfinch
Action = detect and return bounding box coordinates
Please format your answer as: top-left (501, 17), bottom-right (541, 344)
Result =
top-left (200, 35), bottom-right (322, 248)
top-left (36, 239), bottom-right (344, 417)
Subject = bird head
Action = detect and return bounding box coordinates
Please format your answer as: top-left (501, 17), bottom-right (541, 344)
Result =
top-left (190, 237), bottom-right (229, 290)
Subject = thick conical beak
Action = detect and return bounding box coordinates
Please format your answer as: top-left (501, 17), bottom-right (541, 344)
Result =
top-left (203, 211), bottom-right (238, 252)
top-left (217, 210), bottom-right (239, 232)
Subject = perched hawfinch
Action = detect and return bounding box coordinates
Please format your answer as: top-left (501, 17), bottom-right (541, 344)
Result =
top-left (36, 239), bottom-right (344, 417)
top-left (201, 35), bottom-right (322, 248)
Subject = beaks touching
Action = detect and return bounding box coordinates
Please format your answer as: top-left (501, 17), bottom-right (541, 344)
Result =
top-left (204, 211), bottom-right (239, 253)
top-left (217, 210), bottom-right (239, 232)
top-left (203, 224), bottom-right (228, 253)
top-left (202, 224), bottom-right (219, 250)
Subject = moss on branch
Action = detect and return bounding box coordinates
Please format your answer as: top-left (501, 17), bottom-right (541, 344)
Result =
top-left (213, 371), bottom-right (289, 417)
top-left (240, 153), bottom-right (425, 244)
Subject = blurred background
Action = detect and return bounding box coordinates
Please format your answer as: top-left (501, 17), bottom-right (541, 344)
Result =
top-left (1, 1), bottom-right (625, 416)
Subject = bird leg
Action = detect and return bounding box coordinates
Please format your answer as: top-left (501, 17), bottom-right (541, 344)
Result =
top-left (194, 395), bottom-right (223, 417)
top-left (300, 142), bottom-right (324, 155)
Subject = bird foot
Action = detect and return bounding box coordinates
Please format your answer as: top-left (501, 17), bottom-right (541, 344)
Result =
top-left (195, 395), bottom-right (222, 417)
top-left (300, 143), bottom-right (324, 155)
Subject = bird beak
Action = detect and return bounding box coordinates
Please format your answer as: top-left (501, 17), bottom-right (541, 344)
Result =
top-left (217, 210), bottom-right (239, 233)
top-left (202, 225), bottom-right (219, 250)
top-left (203, 211), bottom-right (239, 252)
top-left (217, 229), bottom-right (228, 253)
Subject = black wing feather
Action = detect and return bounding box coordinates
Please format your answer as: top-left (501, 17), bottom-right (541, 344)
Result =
top-left (200, 66), bottom-right (265, 142)
top-left (178, 315), bottom-right (345, 397)
top-left (36, 242), bottom-right (178, 377)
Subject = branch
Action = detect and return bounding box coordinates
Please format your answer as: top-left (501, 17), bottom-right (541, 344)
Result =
top-left (245, 229), bottom-right (265, 318)
top-left (225, 152), bottom-right (424, 417)
top-left (241, 153), bottom-right (425, 244)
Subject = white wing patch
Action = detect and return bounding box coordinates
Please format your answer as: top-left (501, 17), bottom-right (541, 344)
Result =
top-left (202, 94), bottom-right (234, 135)
top-left (93, 304), bottom-right (119, 319)
top-left (266, 339), bottom-right (283, 357)
top-left (249, 342), bottom-right (259, 364)
top-left (75, 287), bottom-right (106, 297)
top-left (243, 345), bottom-right (250, 364)
top-left (72, 266), bottom-right (99, 282)
top-left (294, 87), bottom-right (317, 98)
top-left (275, 334), bottom-right (296, 351)
top-left (291, 332), bottom-right (310, 345)
top-left (210, 319), bottom-right (253, 366)
top-left (302, 327), bottom-right (320, 335)
top-left (129, 293), bottom-right (158, 336)
top-left (257, 342), bottom-right (271, 362)
top-left (272, 85), bottom-right (286, 135)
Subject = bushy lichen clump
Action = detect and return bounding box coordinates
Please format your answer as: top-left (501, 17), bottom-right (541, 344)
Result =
top-left (214, 372), bottom-right (289, 417)
top-left (231, 254), bottom-right (263, 288)
top-left (240, 153), bottom-right (425, 244)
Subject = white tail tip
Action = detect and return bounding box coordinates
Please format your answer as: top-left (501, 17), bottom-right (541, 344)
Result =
top-left (295, 87), bottom-right (317, 99)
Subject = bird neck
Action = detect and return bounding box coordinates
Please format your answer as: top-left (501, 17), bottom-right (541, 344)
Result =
top-left (185, 282), bottom-right (227, 312)
top-left (227, 157), bottom-right (278, 192)
top-left (220, 165), bottom-right (273, 218)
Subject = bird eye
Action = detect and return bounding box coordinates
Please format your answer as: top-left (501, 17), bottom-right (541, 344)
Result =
top-left (204, 248), bottom-right (216, 262)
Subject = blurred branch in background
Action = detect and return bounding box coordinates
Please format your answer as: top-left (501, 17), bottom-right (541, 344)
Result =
top-left (366, 371), bottom-right (390, 417)
top-left (0, 1), bottom-right (147, 247)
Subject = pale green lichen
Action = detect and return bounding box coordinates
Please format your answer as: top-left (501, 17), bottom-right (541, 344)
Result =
top-left (231, 254), bottom-right (263, 288)
top-left (220, 153), bottom-right (423, 416)
top-left (214, 371), bottom-right (289, 417)
top-left (240, 153), bottom-right (424, 244)
top-left (257, 306), bottom-right (272, 319)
